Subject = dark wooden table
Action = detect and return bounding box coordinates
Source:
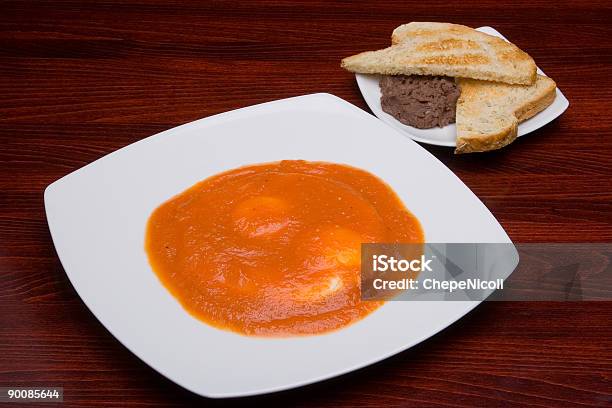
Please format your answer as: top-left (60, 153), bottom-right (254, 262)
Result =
top-left (1, 1), bottom-right (611, 406)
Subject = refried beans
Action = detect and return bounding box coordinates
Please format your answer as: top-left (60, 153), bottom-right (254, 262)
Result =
top-left (380, 75), bottom-right (460, 129)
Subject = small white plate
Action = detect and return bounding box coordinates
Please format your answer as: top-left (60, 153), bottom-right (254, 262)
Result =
top-left (45, 94), bottom-right (514, 398)
top-left (356, 26), bottom-right (570, 147)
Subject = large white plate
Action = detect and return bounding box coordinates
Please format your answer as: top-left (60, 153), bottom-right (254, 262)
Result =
top-left (45, 93), bottom-right (513, 398)
top-left (356, 26), bottom-right (570, 147)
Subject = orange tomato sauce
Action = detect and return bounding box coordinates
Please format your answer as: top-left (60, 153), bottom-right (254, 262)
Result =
top-left (145, 160), bottom-right (423, 336)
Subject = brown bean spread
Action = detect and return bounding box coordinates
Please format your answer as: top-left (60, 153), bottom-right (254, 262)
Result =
top-left (380, 75), bottom-right (460, 129)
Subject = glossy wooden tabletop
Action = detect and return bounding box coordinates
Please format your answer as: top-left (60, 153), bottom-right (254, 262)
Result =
top-left (1, 1), bottom-right (611, 406)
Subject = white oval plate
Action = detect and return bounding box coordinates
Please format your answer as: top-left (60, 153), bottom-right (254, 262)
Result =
top-left (356, 26), bottom-right (570, 147)
top-left (45, 93), bottom-right (514, 398)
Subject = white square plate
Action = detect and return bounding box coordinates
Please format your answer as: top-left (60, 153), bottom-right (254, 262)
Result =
top-left (356, 26), bottom-right (570, 147)
top-left (45, 93), bottom-right (514, 398)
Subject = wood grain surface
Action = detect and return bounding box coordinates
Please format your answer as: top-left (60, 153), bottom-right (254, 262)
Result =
top-left (1, 1), bottom-right (611, 406)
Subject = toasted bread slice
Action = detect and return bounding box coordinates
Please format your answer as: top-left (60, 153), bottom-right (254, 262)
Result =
top-left (341, 22), bottom-right (536, 85)
top-left (454, 75), bottom-right (556, 153)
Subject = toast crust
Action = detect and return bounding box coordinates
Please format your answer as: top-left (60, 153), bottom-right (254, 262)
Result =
top-left (455, 123), bottom-right (518, 154)
top-left (515, 86), bottom-right (557, 122)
